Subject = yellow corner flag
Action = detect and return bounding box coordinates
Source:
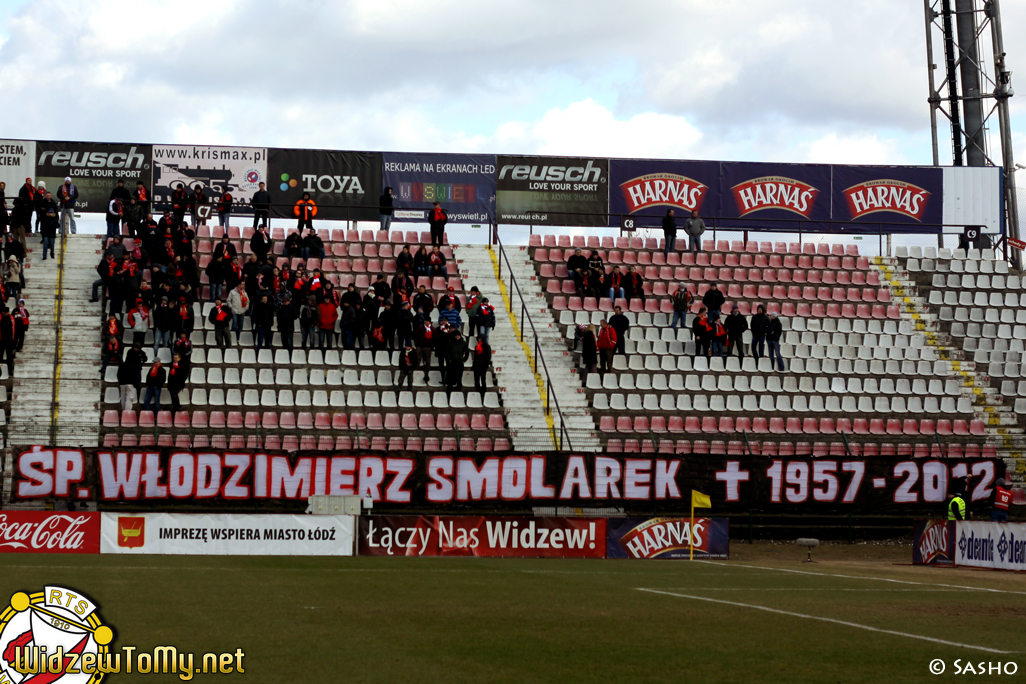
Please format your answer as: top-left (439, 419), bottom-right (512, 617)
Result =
top-left (690, 490), bottom-right (711, 560)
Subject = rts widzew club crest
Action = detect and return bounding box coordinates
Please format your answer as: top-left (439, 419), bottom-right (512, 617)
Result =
top-left (0, 587), bottom-right (114, 683)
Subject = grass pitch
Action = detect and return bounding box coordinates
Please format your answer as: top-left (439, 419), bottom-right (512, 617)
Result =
top-left (3, 543), bottom-right (1024, 683)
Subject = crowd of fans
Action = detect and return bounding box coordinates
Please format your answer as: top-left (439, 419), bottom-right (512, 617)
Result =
top-left (92, 188), bottom-right (498, 415)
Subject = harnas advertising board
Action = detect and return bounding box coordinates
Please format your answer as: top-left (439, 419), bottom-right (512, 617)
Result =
top-left (383, 153), bottom-right (495, 223)
top-left (35, 141), bottom-right (152, 212)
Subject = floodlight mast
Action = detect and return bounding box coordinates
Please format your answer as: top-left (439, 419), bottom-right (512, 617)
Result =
top-left (924, 0), bottom-right (1020, 265)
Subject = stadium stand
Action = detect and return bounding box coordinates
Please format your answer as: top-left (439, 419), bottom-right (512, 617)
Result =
top-left (96, 224), bottom-right (512, 451)
top-left (522, 233), bottom-right (1017, 457)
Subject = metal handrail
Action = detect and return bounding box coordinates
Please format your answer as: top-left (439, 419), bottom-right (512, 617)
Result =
top-left (492, 230), bottom-right (574, 450)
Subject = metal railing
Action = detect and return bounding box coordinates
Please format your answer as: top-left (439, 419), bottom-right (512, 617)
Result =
top-left (492, 231), bottom-right (574, 450)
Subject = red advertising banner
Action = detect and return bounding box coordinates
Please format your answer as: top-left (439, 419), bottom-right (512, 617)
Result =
top-left (0, 511), bottom-right (100, 554)
top-left (358, 516), bottom-right (605, 558)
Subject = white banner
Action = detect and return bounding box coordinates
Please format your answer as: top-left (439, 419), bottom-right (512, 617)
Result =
top-left (101, 513), bottom-right (354, 556)
top-left (152, 145), bottom-right (267, 211)
top-left (0, 139), bottom-right (35, 195)
top-left (954, 521), bottom-right (1026, 571)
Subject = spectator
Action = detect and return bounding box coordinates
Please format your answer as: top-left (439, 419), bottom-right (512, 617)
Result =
top-left (669, 282), bottom-right (692, 330)
top-left (662, 209), bottom-right (677, 256)
top-left (176, 296), bottom-right (195, 337)
top-left (428, 201), bottom-right (447, 246)
top-left (684, 209), bottom-right (706, 253)
top-left (33, 181), bottom-right (47, 233)
top-left (104, 196), bottom-right (124, 240)
top-left (438, 300), bottom-right (461, 329)
top-left (110, 179), bottom-right (131, 203)
top-left (703, 282), bottom-right (725, 321)
top-left (766, 311), bottom-right (785, 371)
top-left (623, 265), bottom-right (644, 305)
top-left (250, 224), bottom-right (272, 261)
top-left (12, 299), bottom-right (28, 351)
top-left (125, 341), bottom-right (146, 400)
top-left (170, 183), bottom-right (189, 223)
top-left (397, 301), bottom-right (416, 348)
top-left (216, 189), bottom-right (233, 227)
top-left (378, 300), bottom-right (397, 350)
top-left (142, 359), bottom-right (165, 411)
top-left (352, 301), bottom-right (369, 350)
top-left (577, 324), bottom-right (597, 385)
top-left (566, 248), bottom-right (587, 275)
top-left (444, 330), bottom-right (469, 397)
top-left (606, 265), bottom-right (624, 302)
top-left (587, 250), bottom-right (604, 274)
top-left (750, 304), bottom-right (769, 362)
top-left (0, 309), bottom-right (15, 374)
top-left (396, 245), bottom-right (413, 273)
top-left (340, 282), bottom-right (361, 309)
top-left (379, 187), bottom-right (394, 232)
top-left (284, 230), bottom-right (303, 258)
top-left (397, 342), bottom-right (417, 390)
top-left (57, 177), bottom-right (78, 235)
top-left (294, 192), bottom-right (317, 231)
top-left (576, 267), bottom-right (597, 298)
top-left (4, 256), bottom-right (20, 302)
top-left (300, 295), bottom-right (319, 350)
top-left (317, 296), bottom-right (338, 350)
top-left (172, 332), bottom-right (193, 375)
top-left (167, 352), bottom-right (187, 412)
top-left (340, 300), bottom-right (357, 350)
top-left (4, 234), bottom-right (24, 266)
top-left (609, 305), bottom-right (629, 355)
top-left (429, 245), bottom-right (447, 277)
top-left (227, 282), bottom-right (250, 344)
top-left (278, 294), bottom-right (298, 354)
top-left (472, 339), bottom-right (491, 397)
top-left (692, 307), bottom-right (712, 357)
top-left (476, 297), bottom-right (496, 343)
top-left (710, 315), bottom-right (727, 358)
top-left (437, 286), bottom-right (461, 313)
top-left (415, 318), bottom-right (434, 377)
top-left (189, 184), bottom-right (207, 226)
top-left (372, 273), bottom-right (391, 301)
top-left (100, 334), bottom-right (120, 375)
top-left (413, 246), bottom-right (430, 276)
top-left (0, 182), bottom-right (7, 234)
top-left (152, 297), bottom-right (175, 353)
top-left (10, 194), bottom-right (29, 253)
top-left (117, 347), bottom-right (139, 411)
top-left (39, 192), bottom-right (59, 260)
top-left (724, 306), bottom-right (748, 359)
top-left (127, 298), bottom-right (151, 348)
top-left (251, 182), bottom-right (271, 228)
top-left (302, 228), bottom-right (325, 259)
top-left (135, 180), bottom-right (149, 215)
top-left (209, 234), bottom-right (237, 302)
top-left (103, 312), bottom-right (122, 345)
top-left (124, 192), bottom-right (146, 238)
top-left (252, 294), bottom-right (275, 350)
top-left (597, 319), bottom-right (617, 375)
top-left (208, 297), bottom-right (233, 349)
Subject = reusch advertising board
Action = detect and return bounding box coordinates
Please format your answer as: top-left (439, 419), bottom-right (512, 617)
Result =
top-left (100, 513), bottom-right (355, 556)
top-left (358, 515), bottom-right (604, 557)
top-left (954, 521), bottom-right (1026, 571)
top-left (496, 155), bottom-right (608, 226)
top-left (912, 519), bottom-right (955, 566)
top-left (606, 517), bottom-right (729, 559)
top-left (383, 153), bottom-right (495, 223)
top-left (268, 148), bottom-right (382, 221)
top-left (35, 141), bottom-right (152, 212)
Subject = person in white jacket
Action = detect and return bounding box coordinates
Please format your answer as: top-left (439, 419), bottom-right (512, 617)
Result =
top-left (227, 282), bottom-right (251, 345)
top-left (127, 299), bottom-right (150, 348)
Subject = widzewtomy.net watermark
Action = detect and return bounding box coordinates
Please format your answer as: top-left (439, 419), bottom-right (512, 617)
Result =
top-left (11, 645), bottom-right (245, 680)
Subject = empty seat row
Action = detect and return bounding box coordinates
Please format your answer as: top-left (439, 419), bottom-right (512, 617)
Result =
top-left (105, 386), bottom-right (500, 410)
top-left (929, 290), bottom-right (1026, 311)
top-left (908, 258), bottom-right (1009, 275)
top-left (195, 225), bottom-right (449, 245)
top-left (530, 233), bottom-right (859, 256)
top-left (604, 438), bottom-right (995, 459)
top-left (592, 393), bottom-right (977, 415)
top-left (106, 409), bottom-right (506, 432)
top-left (930, 273), bottom-right (1026, 291)
top-left (597, 413), bottom-right (987, 435)
top-left (539, 249), bottom-right (870, 274)
top-left (557, 311), bottom-right (912, 336)
top-left (899, 246), bottom-right (997, 261)
top-left (103, 432), bottom-right (506, 452)
top-left (587, 373), bottom-right (969, 396)
top-left (552, 296), bottom-right (902, 320)
top-left (939, 309), bottom-right (1026, 331)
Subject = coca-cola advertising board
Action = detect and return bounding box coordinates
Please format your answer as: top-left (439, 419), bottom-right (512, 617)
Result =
top-left (358, 515), bottom-right (605, 558)
top-left (0, 511), bottom-right (99, 554)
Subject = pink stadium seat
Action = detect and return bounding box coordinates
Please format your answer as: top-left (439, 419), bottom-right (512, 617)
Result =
top-left (769, 418), bottom-right (786, 434)
top-left (869, 419), bottom-right (887, 435)
top-left (752, 417), bottom-right (769, 434)
top-left (616, 416), bottom-right (633, 433)
top-left (684, 416), bottom-right (701, 434)
top-left (667, 416), bottom-right (684, 433)
top-left (701, 417), bottom-right (718, 433)
top-left (634, 416), bottom-right (650, 433)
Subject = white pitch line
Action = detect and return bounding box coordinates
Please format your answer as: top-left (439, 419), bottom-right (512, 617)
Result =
top-left (636, 588), bottom-right (1013, 654)
top-left (697, 561), bottom-right (1026, 596)
top-left (656, 587), bottom-right (964, 592)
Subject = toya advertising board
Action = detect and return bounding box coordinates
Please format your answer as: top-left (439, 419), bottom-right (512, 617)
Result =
top-left (359, 515), bottom-right (604, 557)
top-left (608, 159), bottom-right (720, 228)
top-left (832, 166), bottom-right (942, 232)
top-left (100, 513), bottom-right (355, 556)
top-left (606, 517), bottom-right (729, 560)
top-left (496, 155), bottom-right (608, 226)
top-left (0, 511), bottom-right (99, 554)
top-left (12, 448), bottom-right (1007, 516)
top-left (719, 161), bottom-right (831, 230)
top-left (954, 521), bottom-right (1026, 571)
top-left (268, 148), bottom-right (383, 221)
top-left (152, 145), bottom-right (267, 214)
top-left (912, 519), bottom-right (955, 566)
top-left (35, 141), bottom-right (152, 212)
top-left (383, 153), bottom-right (495, 223)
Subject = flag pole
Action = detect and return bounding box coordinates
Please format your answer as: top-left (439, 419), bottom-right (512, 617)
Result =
top-left (689, 503), bottom-right (695, 560)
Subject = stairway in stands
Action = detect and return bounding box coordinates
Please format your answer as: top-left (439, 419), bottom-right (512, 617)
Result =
top-left (7, 234), bottom-right (101, 448)
top-left (497, 243), bottom-right (601, 451)
top-left (458, 244), bottom-right (557, 449)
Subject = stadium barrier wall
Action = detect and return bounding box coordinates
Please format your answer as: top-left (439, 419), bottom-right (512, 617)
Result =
top-left (10, 447), bottom-right (1008, 516)
top-left (912, 519), bottom-right (956, 565)
top-left (954, 520), bottom-right (1026, 570)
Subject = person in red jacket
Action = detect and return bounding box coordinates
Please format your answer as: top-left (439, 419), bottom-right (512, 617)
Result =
top-left (992, 478), bottom-right (1012, 522)
top-left (13, 299), bottom-right (29, 351)
top-left (317, 298), bottom-right (338, 350)
top-left (597, 318), bottom-right (618, 375)
top-left (294, 192), bottom-right (317, 232)
top-left (217, 190), bottom-right (233, 227)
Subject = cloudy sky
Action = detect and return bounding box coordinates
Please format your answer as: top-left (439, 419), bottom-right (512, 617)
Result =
top-left (0, 0), bottom-right (1023, 166)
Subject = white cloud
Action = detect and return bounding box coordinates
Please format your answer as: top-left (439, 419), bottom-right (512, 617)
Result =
top-left (804, 133), bottom-right (906, 166)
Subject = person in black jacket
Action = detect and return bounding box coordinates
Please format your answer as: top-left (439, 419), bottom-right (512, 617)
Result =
top-left (379, 187), bottom-right (394, 233)
top-left (252, 294), bottom-right (275, 350)
top-left (251, 182), bottom-right (271, 228)
top-left (623, 265), bottom-right (645, 305)
top-left (189, 184), bottom-right (207, 226)
top-left (702, 282), bottom-right (725, 321)
top-left (575, 323), bottom-right (597, 385)
top-left (302, 228), bottom-right (325, 259)
top-left (724, 306), bottom-right (749, 359)
top-left (750, 304), bottom-right (769, 362)
top-left (428, 202), bottom-right (447, 246)
top-left (166, 352), bottom-right (187, 412)
top-left (765, 311), bottom-right (785, 371)
top-left (277, 294), bottom-right (298, 353)
top-left (566, 248), bottom-right (587, 276)
top-left (397, 342), bottom-right (417, 390)
top-left (117, 348), bottom-right (139, 411)
top-left (472, 339), bottom-right (492, 397)
top-left (39, 192), bottom-right (59, 260)
top-left (608, 305), bottom-right (630, 355)
top-left (250, 224), bottom-right (271, 261)
top-left (692, 308), bottom-right (713, 358)
top-left (662, 209), bottom-right (677, 256)
top-left (0, 308), bottom-right (16, 374)
top-left (142, 359), bottom-right (165, 411)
